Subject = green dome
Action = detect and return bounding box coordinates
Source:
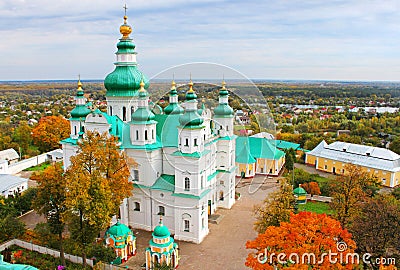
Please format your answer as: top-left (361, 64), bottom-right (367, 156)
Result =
top-left (153, 223), bottom-right (170, 238)
top-left (214, 104), bottom-right (233, 117)
top-left (219, 89), bottom-right (229, 96)
top-left (132, 107), bottom-right (155, 122)
top-left (116, 39), bottom-right (136, 54)
top-left (179, 110), bottom-right (204, 127)
top-left (106, 220), bottom-right (133, 238)
top-left (293, 187), bottom-right (307, 195)
top-left (70, 105), bottom-right (91, 119)
top-left (164, 103), bottom-right (184, 115)
top-left (104, 66), bottom-right (149, 96)
top-left (186, 91), bottom-right (197, 100)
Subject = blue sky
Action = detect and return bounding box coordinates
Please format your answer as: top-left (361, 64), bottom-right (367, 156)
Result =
top-left (0, 0), bottom-right (399, 81)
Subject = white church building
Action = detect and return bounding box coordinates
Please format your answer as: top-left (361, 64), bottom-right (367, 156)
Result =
top-left (61, 14), bottom-right (236, 243)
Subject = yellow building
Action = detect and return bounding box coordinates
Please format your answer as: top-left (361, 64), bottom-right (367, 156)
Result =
top-left (236, 136), bottom-right (286, 178)
top-left (306, 141), bottom-right (400, 188)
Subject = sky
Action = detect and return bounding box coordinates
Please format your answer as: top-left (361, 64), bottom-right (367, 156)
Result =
top-left (0, 0), bottom-right (399, 81)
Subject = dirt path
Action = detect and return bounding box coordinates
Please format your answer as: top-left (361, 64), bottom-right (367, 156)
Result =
top-left (123, 176), bottom-right (279, 270)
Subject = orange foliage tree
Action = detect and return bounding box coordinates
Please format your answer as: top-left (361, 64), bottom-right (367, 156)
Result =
top-left (32, 116), bottom-right (70, 152)
top-left (302, 182), bottom-right (321, 196)
top-left (246, 212), bottom-right (357, 270)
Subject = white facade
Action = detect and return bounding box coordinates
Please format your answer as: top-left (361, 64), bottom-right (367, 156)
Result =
top-left (61, 15), bottom-right (237, 244)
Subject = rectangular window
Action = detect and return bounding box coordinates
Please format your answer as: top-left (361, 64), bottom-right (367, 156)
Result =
top-left (185, 177), bottom-right (190, 191)
top-left (194, 138), bottom-right (198, 146)
top-left (185, 138), bottom-right (189, 146)
top-left (133, 170), bottom-right (139, 181)
top-left (158, 206), bottom-right (165, 216)
top-left (184, 220), bottom-right (190, 232)
top-left (324, 165), bottom-right (327, 170)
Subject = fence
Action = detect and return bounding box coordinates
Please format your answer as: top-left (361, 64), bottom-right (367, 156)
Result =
top-left (0, 239), bottom-right (94, 267)
top-left (7, 149), bottom-right (62, 174)
top-left (306, 194), bottom-right (332, 202)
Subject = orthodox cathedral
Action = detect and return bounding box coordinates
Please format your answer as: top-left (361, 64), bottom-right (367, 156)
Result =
top-left (61, 14), bottom-right (236, 243)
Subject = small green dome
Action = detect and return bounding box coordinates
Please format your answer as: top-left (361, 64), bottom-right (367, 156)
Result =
top-left (186, 91), bottom-right (197, 100)
top-left (104, 66), bottom-right (149, 96)
top-left (132, 107), bottom-right (155, 122)
top-left (70, 105), bottom-right (91, 118)
top-left (219, 89), bottom-right (229, 96)
top-left (153, 223), bottom-right (170, 238)
top-left (179, 110), bottom-right (203, 127)
top-left (164, 103), bottom-right (184, 115)
top-left (116, 39), bottom-right (136, 54)
top-left (106, 220), bottom-right (133, 238)
top-left (293, 187), bottom-right (307, 195)
top-left (214, 104), bottom-right (233, 117)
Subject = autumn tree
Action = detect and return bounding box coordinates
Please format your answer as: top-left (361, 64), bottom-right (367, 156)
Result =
top-left (301, 181), bottom-right (321, 196)
top-left (33, 163), bottom-right (67, 266)
top-left (12, 121), bottom-right (32, 157)
top-left (64, 131), bottom-right (132, 265)
top-left (32, 115), bottom-right (70, 152)
top-left (389, 136), bottom-right (400, 155)
top-left (330, 164), bottom-right (380, 228)
top-left (284, 148), bottom-right (296, 172)
top-left (254, 178), bottom-right (295, 233)
top-left (350, 194), bottom-right (400, 268)
top-left (246, 212), bottom-right (357, 270)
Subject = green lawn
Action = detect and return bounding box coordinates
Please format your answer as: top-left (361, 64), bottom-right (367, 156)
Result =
top-left (298, 201), bottom-right (335, 215)
top-left (23, 161), bottom-right (51, 171)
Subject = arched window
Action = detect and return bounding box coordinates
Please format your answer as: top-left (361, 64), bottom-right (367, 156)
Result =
top-left (184, 220), bottom-right (190, 232)
top-left (152, 129), bottom-right (154, 140)
top-left (109, 106), bottom-right (113, 116)
top-left (136, 130), bottom-right (139, 140)
top-left (184, 177), bottom-right (190, 191)
top-left (145, 130), bottom-right (148, 140)
top-left (122, 106), bottom-right (127, 121)
top-left (134, 202), bottom-right (140, 211)
top-left (185, 138), bottom-right (189, 146)
top-left (158, 206), bottom-right (165, 216)
top-left (131, 106), bottom-right (134, 115)
top-left (74, 126), bottom-right (77, 135)
top-left (219, 191), bottom-right (224, 201)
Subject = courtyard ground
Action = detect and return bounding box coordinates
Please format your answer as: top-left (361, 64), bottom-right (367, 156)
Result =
top-left (122, 175), bottom-right (280, 270)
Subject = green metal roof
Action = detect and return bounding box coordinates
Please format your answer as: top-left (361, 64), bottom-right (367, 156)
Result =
top-left (153, 222), bottom-right (171, 238)
top-left (151, 174), bottom-right (175, 192)
top-left (293, 187), bottom-right (307, 195)
top-left (272, 140), bottom-right (301, 150)
top-left (214, 103), bottom-right (233, 117)
top-left (106, 220), bottom-right (134, 239)
top-left (207, 170), bottom-right (219, 181)
top-left (104, 65), bottom-right (149, 96)
top-left (172, 189), bottom-right (211, 199)
top-left (154, 114), bottom-right (180, 147)
top-left (179, 109), bottom-right (204, 127)
top-left (131, 107), bottom-right (155, 122)
top-left (236, 137), bottom-right (285, 161)
top-left (164, 102), bottom-right (184, 115)
top-left (235, 143), bottom-right (256, 164)
top-left (60, 137), bottom-right (78, 145)
top-left (172, 149), bottom-right (211, 158)
top-left (70, 104), bottom-right (91, 118)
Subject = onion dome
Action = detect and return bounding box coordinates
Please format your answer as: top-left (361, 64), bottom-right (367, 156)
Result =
top-left (293, 186), bottom-right (307, 196)
top-left (164, 80), bottom-right (184, 115)
top-left (106, 220), bottom-right (133, 238)
top-left (179, 80), bottom-right (204, 127)
top-left (152, 218), bottom-right (170, 238)
top-left (70, 80), bottom-right (91, 119)
top-left (185, 80), bottom-right (197, 100)
top-left (104, 15), bottom-right (149, 97)
top-left (214, 80), bottom-right (233, 117)
top-left (131, 80), bottom-right (155, 122)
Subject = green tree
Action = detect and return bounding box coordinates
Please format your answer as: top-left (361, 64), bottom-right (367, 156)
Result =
top-left (0, 215), bottom-right (26, 242)
top-left (330, 164), bottom-right (380, 228)
top-left (284, 148), bottom-right (296, 172)
top-left (33, 163), bottom-right (67, 266)
top-left (389, 136), bottom-right (400, 154)
top-left (254, 178), bottom-right (295, 233)
top-left (350, 194), bottom-right (400, 267)
top-left (64, 131), bottom-right (132, 265)
top-left (12, 121), bottom-right (32, 157)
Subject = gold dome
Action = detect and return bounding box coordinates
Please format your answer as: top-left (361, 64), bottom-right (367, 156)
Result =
top-left (120, 15), bottom-right (132, 38)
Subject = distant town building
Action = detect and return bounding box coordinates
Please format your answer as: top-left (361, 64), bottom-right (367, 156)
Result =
top-left (0, 174), bottom-right (28, 198)
top-left (306, 141), bottom-right (400, 187)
